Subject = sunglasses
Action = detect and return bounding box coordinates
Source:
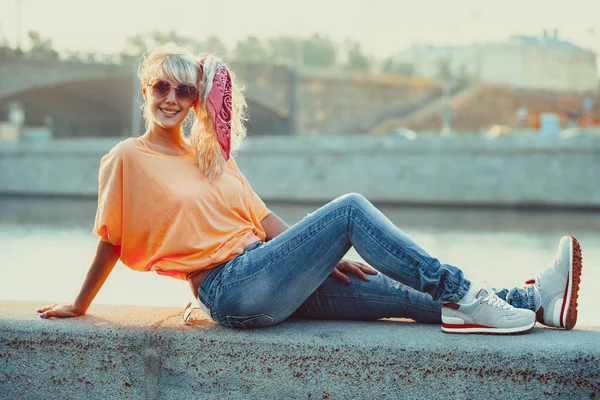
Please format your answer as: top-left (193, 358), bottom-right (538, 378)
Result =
top-left (182, 302), bottom-right (195, 325)
top-left (147, 79), bottom-right (198, 102)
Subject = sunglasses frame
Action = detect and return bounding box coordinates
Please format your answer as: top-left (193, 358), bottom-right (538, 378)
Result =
top-left (147, 79), bottom-right (198, 102)
top-left (182, 301), bottom-right (197, 325)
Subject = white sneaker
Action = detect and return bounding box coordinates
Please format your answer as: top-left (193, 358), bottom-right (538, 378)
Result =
top-left (441, 286), bottom-right (535, 334)
top-left (526, 236), bottom-right (583, 329)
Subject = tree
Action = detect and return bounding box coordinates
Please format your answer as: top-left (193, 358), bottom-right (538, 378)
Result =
top-left (0, 33), bottom-right (10, 57)
top-left (267, 36), bottom-right (300, 65)
top-left (302, 34), bottom-right (336, 68)
top-left (234, 36), bottom-right (267, 63)
top-left (27, 31), bottom-right (56, 57)
top-left (123, 34), bottom-right (148, 55)
top-left (123, 30), bottom-right (198, 55)
top-left (437, 58), bottom-right (453, 82)
top-left (344, 40), bottom-right (369, 71)
top-left (381, 57), bottom-right (416, 75)
top-left (199, 36), bottom-right (228, 58)
top-left (456, 63), bottom-right (470, 86)
top-left (161, 30), bottom-right (199, 51)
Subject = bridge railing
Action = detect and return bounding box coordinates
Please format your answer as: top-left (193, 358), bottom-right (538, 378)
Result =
top-left (56, 51), bottom-right (137, 65)
top-left (0, 46), bottom-right (137, 65)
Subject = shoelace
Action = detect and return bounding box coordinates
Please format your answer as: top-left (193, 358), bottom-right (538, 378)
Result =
top-left (481, 292), bottom-right (514, 311)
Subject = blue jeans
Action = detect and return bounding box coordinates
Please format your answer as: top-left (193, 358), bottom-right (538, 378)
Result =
top-left (198, 193), bottom-right (536, 329)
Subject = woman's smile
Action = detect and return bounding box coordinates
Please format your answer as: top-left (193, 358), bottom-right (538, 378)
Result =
top-left (159, 107), bottom-right (181, 117)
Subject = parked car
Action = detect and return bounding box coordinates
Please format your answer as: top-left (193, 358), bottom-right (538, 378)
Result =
top-left (486, 125), bottom-right (513, 139)
top-left (385, 127), bottom-right (417, 140)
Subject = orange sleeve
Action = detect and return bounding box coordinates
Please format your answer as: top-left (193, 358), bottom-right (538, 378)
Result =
top-left (93, 148), bottom-right (124, 246)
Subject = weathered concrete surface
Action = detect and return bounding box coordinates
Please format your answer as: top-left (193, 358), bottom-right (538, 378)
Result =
top-left (1, 135), bottom-right (599, 209)
top-left (1, 300), bottom-right (599, 399)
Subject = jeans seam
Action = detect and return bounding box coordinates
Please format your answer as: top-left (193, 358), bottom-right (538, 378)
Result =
top-left (349, 205), bottom-right (457, 293)
top-left (348, 204), bottom-right (428, 269)
top-left (526, 286), bottom-right (536, 310)
top-left (249, 208), bottom-right (344, 268)
top-left (314, 291), bottom-right (441, 312)
top-left (211, 284), bottom-right (221, 323)
top-left (220, 210), bottom-right (351, 290)
top-left (348, 203), bottom-right (464, 300)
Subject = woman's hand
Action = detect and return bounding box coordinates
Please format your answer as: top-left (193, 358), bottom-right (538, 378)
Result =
top-left (37, 303), bottom-right (85, 319)
top-left (35, 239), bottom-right (120, 320)
top-left (330, 259), bottom-right (378, 284)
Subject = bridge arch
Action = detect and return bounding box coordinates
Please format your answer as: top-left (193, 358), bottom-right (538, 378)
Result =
top-left (0, 60), bottom-right (289, 137)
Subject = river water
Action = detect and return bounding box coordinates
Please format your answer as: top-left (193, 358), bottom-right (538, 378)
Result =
top-left (1, 197), bottom-right (598, 326)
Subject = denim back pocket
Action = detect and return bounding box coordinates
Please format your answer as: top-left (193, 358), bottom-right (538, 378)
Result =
top-left (198, 263), bottom-right (227, 311)
top-left (197, 285), bottom-right (212, 311)
top-left (225, 314), bottom-right (275, 329)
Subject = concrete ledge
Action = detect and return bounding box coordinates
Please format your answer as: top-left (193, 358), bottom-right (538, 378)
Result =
top-left (1, 301), bottom-right (599, 399)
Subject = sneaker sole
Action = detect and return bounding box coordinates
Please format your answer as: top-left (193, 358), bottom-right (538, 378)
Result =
top-left (562, 236), bottom-right (583, 330)
top-left (441, 321), bottom-right (535, 335)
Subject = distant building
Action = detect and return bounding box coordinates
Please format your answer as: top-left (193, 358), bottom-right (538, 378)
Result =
top-left (391, 31), bottom-right (598, 93)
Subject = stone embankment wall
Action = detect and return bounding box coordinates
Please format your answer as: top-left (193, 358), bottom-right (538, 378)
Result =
top-left (0, 136), bottom-right (598, 208)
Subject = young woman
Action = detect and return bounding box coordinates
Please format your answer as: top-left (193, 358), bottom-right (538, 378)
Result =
top-left (37, 44), bottom-right (583, 334)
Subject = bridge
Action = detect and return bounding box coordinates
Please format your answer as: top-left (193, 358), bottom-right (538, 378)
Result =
top-left (0, 49), bottom-right (447, 137)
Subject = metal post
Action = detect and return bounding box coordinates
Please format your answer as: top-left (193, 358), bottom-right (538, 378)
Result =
top-left (130, 61), bottom-right (142, 137)
top-left (441, 80), bottom-right (451, 136)
top-left (288, 65), bottom-right (300, 136)
top-left (440, 57), bottom-right (454, 136)
top-left (16, 0), bottom-right (22, 51)
top-left (288, 36), bottom-right (303, 136)
top-left (369, 0), bottom-right (378, 74)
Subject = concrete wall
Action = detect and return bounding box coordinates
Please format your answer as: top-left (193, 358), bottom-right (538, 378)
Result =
top-left (0, 135), bottom-right (599, 208)
top-left (295, 72), bottom-right (440, 135)
top-left (1, 300), bottom-right (599, 399)
top-left (391, 41), bottom-right (599, 93)
top-left (481, 44), bottom-right (599, 93)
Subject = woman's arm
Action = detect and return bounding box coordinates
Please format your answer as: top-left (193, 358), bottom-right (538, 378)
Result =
top-left (37, 239), bottom-right (121, 318)
top-left (260, 212), bottom-right (289, 241)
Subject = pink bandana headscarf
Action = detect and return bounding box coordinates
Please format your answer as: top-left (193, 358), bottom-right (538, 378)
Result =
top-left (200, 58), bottom-right (232, 161)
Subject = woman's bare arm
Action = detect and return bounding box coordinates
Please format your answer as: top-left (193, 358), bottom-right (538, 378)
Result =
top-left (37, 239), bottom-right (121, 318)
top-left (260, 212), bottom-right (289, 241)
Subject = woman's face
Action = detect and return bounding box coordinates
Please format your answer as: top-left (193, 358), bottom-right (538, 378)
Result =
top-left (144, 77), bottom-right (198, 132)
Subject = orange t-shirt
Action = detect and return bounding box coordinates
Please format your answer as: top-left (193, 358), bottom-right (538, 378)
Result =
top-left (93, 138), bottom-right (271, 280)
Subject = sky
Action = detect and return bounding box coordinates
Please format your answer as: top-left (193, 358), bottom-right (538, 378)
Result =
top-left (0, 0), bottom-right (599, 62)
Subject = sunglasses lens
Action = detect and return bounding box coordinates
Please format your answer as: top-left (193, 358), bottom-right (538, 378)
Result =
top-left (151, 80), bottom-right (171, 97)
top-left (176, 84), bottom-right (198, 101)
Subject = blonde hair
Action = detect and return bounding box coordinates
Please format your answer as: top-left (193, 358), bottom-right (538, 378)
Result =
top-left (137, 43), bottom-right (248, 180)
